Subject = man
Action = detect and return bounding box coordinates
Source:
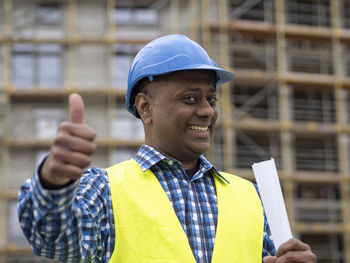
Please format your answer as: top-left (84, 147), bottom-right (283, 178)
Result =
top-left (18, 35), bottom-right (316, 262)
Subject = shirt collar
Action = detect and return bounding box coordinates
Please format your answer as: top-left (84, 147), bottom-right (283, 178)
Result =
top-left (134, 144), bottom-right (165, 171)
top-left (134, 144), bottom-right (229, 184)
top-left (198, 155), bottom-right (230, 184)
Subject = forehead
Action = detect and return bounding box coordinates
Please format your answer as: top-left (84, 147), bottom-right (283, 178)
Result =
top-left (166, 70), bottom-right (215, 83)
top-left (158, 71), bottom-right (216, 97)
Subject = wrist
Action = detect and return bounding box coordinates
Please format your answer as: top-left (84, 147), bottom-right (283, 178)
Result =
top-left (39, 160), bottom-right (74, 190)
top-left (39, 172), bottom-right (75, 190)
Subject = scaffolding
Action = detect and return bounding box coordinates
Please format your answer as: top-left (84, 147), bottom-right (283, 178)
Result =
top-left (209, 0), bottom-right (350, 262)
top-left (1, 0), bottom-right (350, 262)
top-left (0, 0), bottom-right (161, 262)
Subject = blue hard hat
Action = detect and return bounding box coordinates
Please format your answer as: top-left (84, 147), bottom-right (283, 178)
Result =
top-left (125, 34), bottom-right (234, 117)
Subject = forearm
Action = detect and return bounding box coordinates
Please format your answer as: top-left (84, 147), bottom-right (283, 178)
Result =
top-left (18, 164), bottom-right (113, 262)
top-left (18, 173), bottom-right (84, 262)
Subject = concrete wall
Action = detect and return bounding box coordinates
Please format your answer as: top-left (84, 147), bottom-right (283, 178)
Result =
top-left (110, 147), bottom-right (138, 165)
top-left (0, 3), bottom-right (3, 35)
top-left (0, 95), bottom-right (5, 137)
top-left (91, 148), bottom-right (109, 169)
top-left (112, 108), bottom-right (144, 140)
top-left (10, 0), bottom-right (67, 39)
top-left (83, 95), bottom-right (109, 137)
top-left (10, 106), bottom-right (35, 139)
top-left (76, 45), bottom-right (108, 88)
top-left (8, 200), bottom-right (28, 246)
top-left (12, 0), bottom-right (36, 37)
top-left (0, 45), bottom-right (3, 87)
top-left (0, 200), bottom-right (7, 247)
top-left (10, 104), bottom-right (65, 139)
top-left (9, 148), bottom-right (36, 190)
top-left (77, 0), bottom-right (106, 38)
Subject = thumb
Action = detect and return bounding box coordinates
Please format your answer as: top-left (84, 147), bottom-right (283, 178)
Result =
top-left (69, 93), bottom-right (85, 124)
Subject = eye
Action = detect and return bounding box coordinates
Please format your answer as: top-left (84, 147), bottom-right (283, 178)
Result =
top-left (183, 96), bottom-right (197, 104)
top-left (208, 96), bottom-right (217, 106)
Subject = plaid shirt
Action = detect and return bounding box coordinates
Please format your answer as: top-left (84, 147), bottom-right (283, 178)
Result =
top-left (18, 144), bottom-right (275, 262)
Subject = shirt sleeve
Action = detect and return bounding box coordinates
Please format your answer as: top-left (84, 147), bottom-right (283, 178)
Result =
top-left (253, 184), bottom-right (276, 260)
top-left (17, 160), bottom-right (114, 262)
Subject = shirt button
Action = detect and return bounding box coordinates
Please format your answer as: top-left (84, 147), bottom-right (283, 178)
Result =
top-left (168, 160), bottom-right (174, 165)
top-left (193, 214), bottom-right (197, 221)
top-left (198, 251), bottom-right (203, 258)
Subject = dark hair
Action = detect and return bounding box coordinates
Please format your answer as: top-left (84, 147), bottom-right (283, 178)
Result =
top-left (131, 76), bottom-right (162, 118)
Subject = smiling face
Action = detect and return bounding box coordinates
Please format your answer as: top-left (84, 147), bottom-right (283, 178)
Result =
top-left (135, 70), bottom-right (218, 168)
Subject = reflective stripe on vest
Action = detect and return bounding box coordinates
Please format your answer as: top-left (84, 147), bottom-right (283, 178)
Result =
top-left (106, 159), bottom-right (263, 262)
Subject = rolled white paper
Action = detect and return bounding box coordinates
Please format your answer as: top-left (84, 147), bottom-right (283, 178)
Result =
top-left (252, 158), bottom-right (292, 250)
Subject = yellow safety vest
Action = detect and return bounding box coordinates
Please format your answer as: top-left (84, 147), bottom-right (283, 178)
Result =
top-left (106, 159), bottom-right (263, 262)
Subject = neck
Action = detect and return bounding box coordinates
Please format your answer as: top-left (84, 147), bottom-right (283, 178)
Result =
top-left (181, 159), bottom-right (199, 170)
top-left (144, 143), bottom-right (200, 170)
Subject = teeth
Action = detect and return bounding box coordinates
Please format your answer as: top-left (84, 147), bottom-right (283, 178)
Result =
top-left (189, 125), bottom-right (208, 132)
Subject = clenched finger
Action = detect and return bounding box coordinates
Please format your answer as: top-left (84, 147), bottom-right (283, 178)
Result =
top-left (51, 148), bottom-right (92, 169)
top-left (276, 239), bottom-right (311, 257)
top-left (47, 160), bottom-right (85, 182)
top-left (275, 250), bottom-right (316, 263)
top-left (54, 134), bottom-right (96, 155)
top-left (60, 122), bottom-right (96, 141)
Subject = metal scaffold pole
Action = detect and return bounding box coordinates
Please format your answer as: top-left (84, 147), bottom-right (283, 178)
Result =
top-left (189, 0), bottom-right (199, 42)
top-left (170, 0), bottom-right (180, 34)
top-left (67, 0), bottom-right (78, 91)
top-left (0, 0), bottom-right (12, 254)
top-left (275, 0), bottom-right (295, 233)
top-left (331, 0), bottom-right (350, 261)
top-left (218, 0), bottom-right (233, 171)
top-left (200, 0), bottom-right (211, 53)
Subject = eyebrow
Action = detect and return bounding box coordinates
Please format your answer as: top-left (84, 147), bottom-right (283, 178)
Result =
top-left (184, 86), bottom-right (216, 92)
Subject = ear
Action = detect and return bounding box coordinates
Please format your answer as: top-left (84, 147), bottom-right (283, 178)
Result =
top-left (135, 93), bottom-right (153, 124)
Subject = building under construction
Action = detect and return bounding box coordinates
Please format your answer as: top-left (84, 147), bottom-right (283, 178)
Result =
top-left (0, 0), bottom-right (349, 262)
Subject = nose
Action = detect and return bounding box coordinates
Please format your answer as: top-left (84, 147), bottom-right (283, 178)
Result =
top-left (196, 98), bottom-right (216, 118)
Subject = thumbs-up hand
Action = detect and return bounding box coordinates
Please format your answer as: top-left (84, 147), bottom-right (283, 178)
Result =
top-left (40, 93), bottom-right (97, 188)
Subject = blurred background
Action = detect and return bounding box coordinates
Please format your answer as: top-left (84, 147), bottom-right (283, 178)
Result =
top-left (0, 0), bottom-right (349, 262)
